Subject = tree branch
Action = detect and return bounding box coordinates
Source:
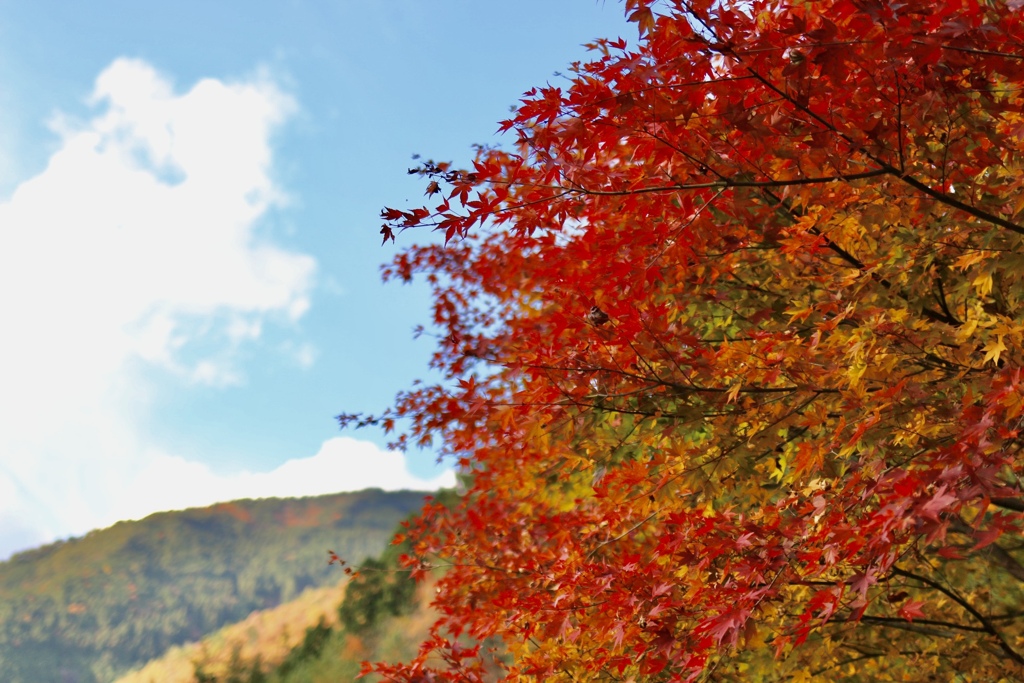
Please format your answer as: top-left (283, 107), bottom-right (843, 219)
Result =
top-left (893, 566), bottom-right (1024, 666)
top-left (561, 168), bottom-right (891, 196)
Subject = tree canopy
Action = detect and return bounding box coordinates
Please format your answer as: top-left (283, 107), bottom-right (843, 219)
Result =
top-left (348, 0), bottom-right (1024, 679)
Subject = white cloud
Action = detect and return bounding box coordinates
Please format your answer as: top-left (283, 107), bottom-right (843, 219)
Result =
top-left (0, 437), bottom-right (455, 560)
top-left (0, 58), bottom-right (313, 399)
top-left (0, 59), bottom-right (446, 561)
top-left (120, 437), bottom-right (456, 523)
top-left (287, 341), bottom-right (318, 369)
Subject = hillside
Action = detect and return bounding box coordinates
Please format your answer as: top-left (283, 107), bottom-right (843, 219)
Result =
top-left (117, 519), bottom-right (441, 683)
top-left (0, 489), bottom-right (429, 683)
top-left (113, 579), bottom-right (348, 683)
top-left (114, 576), bottom-right (439, 683)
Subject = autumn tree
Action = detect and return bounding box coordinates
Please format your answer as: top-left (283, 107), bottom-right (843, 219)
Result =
top-left (343, 0), bottom-right (1024, 679)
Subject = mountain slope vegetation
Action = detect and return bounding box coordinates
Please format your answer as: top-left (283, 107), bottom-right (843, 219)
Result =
top-left (113, 579), bottom-right (347, 683)
top-left (116, 505), bottom-right (441, 683)
top-left (0, 489), bottom-right (429, 683)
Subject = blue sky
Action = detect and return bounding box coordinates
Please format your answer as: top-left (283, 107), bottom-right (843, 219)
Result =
top-left (0, 2), bottom-right (633, 559)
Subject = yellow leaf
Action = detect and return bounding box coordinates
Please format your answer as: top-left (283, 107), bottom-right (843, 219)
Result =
top-left (889, 307), bottom-right (910, 323)
top-left (973, 271), bottom-right (994, 297)
top-left (769, 452), bottom-right (787, 483)
top-left (952, 251), bottom-right (986, 271)
top-left (847, 361), bottom-right (866, 387)
top-left (956, 317), bottom-right (979, 343)
top-left (982, 336), bottom-right (1007, 365)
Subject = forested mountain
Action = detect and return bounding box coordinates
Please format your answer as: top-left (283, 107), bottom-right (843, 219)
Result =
top-left (0, 489), bottom-right (429, 683)
top-left (113, 579), bottom-right (348, 683)
top-left (116, 519), bottom-right (437, 683)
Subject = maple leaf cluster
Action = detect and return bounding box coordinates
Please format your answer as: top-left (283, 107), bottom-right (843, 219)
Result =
top-left (346, 0), bottom-right (1024, 679)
